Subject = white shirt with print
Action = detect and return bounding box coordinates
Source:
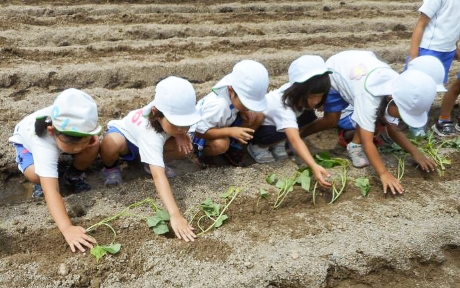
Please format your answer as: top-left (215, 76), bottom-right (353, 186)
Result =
top-left (326, 50), bottom-right (394, 133)
top-left (107, 109), bottom-right (169, 168)
top-left (419, 0), bottom-right (460, 52)
top-left (8, 106), bottom-right (61, 178)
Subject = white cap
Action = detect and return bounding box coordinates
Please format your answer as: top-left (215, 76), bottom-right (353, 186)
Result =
top-left (288, 55), bottom-right (332, 84)
top-left (364, 67), bottom-right (399, 97)
top-left (142, 76), bottom-right (201, 127)
top-left (216, 60), bottom-right (269, 112)
top-left (407, 55), bottom-right (447, 92)
top-left (50, 88), bottom-right (101, 136)
top-left (392, 70), bottom-right (437, 128)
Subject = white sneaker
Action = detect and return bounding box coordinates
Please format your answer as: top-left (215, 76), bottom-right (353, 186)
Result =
top-left (270, 142), bottom-right (288, 160)
top-left (409, 126), bottom-right (426, 137)
top-left (247, 143), bottom-right (275, 163)
top-left (347, 143), bottom-right (370, 168)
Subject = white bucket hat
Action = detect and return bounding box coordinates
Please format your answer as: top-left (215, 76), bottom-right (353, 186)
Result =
top-left (215, 60), bottom-right (269, 112)
top-left (392, 70), bottom-right (437, 128)
top-left (50, 88), bottom-right (102, 136)
top-left (364, 67), bottom-right (399, 97)
top-left (288, 55), bottom-right (332, 84)
top-left (407, 55), bottom-right (447, 92)
top-left (142, 76), bottom-right (201, 127)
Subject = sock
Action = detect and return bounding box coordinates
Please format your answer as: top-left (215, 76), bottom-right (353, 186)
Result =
top-left (438, 115), bottom-right (451, 124)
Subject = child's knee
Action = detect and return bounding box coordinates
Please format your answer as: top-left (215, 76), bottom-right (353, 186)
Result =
top-left (207, 139), bottom-right (230, 155)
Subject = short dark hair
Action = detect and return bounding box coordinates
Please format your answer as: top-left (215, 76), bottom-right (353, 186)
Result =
top-left (148, 110), bottom-right (165, 133)
top-left (282, 73), bottom-right (331, 111)
top-left (34, 117), bottom-right (84, 143)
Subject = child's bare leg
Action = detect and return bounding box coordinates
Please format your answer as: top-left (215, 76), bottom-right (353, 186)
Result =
top-left (202, 138), bottom-right (229, 156)
top-left (439, 78), bottom-right (460, 119)
top-left (100, 133), bottom-right (128, 166)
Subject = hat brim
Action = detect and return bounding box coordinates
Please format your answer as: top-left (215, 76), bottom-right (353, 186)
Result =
top-left (398, 109), bottom-right (428, 129)
top-left (165, 111), bottom-right (201, 127)
top-left (436, 84), bottom-right (447, 93)
top-left (54, 124), bottom-right (102, 137)
top-left (290, 70), bottom-right (332, 84)
top-left (238, 95), bottom-right (268, 112)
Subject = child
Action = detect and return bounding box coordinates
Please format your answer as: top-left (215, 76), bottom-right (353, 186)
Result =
top-left (8, 88), bottom-right (102, 252)
top-left (432, 46), bottom-right (460, 136)
top-left (191, 60), bottom-right (269, 167)
top-left (307, 50), bottom-right (438, 195)
top-left (247, 55), bottom-right (332, 188)
top-left (100, 76), bottom-right (201, 242)
top-left (407, 0), bottom-right (460, 135)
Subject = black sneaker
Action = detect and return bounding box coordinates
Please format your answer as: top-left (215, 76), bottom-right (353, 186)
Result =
top-left (32, 184), bottom-right (44, 198)
top-left (432, 121), bottom-right (456, 137)
top-left (222, 146), bottom-right (247, 167)
top-left (64, 170), bottom-right (91, 193)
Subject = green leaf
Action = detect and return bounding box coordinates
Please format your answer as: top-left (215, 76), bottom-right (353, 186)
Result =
top-left (200, 198), bottom-right (221, 216)
top-left (155, 208), bottom-right (170, 221)
top-left (147, 215), bottom-right (162, 227)
top-left (259, 188), bottom-right (269, 199)
top-left (214, 214), bottom-right (228, 228)
top-left (355, 177), bottom-right (370, 197)
top-left (299, 170), bottom-right (311, 191)
top-left (219, 186), bottom-right (235, 199)
top-left (151, 221), bottom-right (170, 235)
top-left (91, 245), bottom-right (107, 263)
top-left (275, 179), bottom-right (286, 189)
top-left (266, 174), bottom-right (277, 185)
top-left (100, 244), bottom-right (121, 255)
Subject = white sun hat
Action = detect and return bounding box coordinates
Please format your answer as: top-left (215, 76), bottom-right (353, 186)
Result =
top-left (392, 70), bottom-right (437, 128)
top-left (50, 88), bottom-right (102, 136)
top-left (407, 55), bottom-right (447, 92)
top-left (142, 76), bottom-right (201, 127)
top-left (364, 67), bottom-right (399, 97)
top-left (288, 55), bottom-right (332, 84)
top-left (214, 60), bottom-right (269, 112)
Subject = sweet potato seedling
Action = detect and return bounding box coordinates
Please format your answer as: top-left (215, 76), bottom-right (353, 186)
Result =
top-left (410, 132), bottom-right (451, 176)
top-left (355, 177), bottom-right (370, 197)
top-left (266, 168), bottom-right (312, 209)
top-left (314, 152), bottom-right (350, 204)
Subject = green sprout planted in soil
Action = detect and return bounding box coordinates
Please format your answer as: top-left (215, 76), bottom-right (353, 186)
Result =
top-left (355, 176), bottom-right (370, 197)
top-left (86, 197), bottom-right (169, 263)
top-left (266, 168), bottom-right (312, 209)
top-left (409, 131), bottom-right (451, 176)
top-left (188, 186), bottom-right (241, 235)
top-left (314, 152), bottom-right (350, 204)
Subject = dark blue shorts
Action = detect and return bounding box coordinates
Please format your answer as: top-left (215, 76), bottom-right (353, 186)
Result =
top-left (105, 127), bottom-right (139, 161)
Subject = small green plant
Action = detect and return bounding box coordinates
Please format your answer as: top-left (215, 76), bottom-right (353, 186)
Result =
top-left (355, 176), bottom-right (370, 197)
top-left (266, 168), bottom-right (312, 209)
top-left (314, 152), bottom-right (350, 204)
top-left (410, 131), bottom-right (451, 176)
top-left (86, 197), bottom-right (169, 263)
top-left (393, 153), bottom-right (407, 181)
top-left (189, 186), bottom-right (241, 235)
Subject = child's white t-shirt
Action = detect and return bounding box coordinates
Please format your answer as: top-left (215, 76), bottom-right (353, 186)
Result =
top-left (326, 50), bottom-right (395, 133)
top-left (8, 106), bottom-right (61, 178)
top-left (193, 76), bottom-right (239, 134)
top-left (107, 109), bottom-right (168, 168)
top-left (262, 83), bottom-right (304, 132)
top-left (419, 0), bottom-right (460, 52)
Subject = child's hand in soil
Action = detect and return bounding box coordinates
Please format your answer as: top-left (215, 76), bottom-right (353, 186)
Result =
top-left (63, 225), bottom-right (96, 252)
top-left (170, 214), bottom-right (196, 242)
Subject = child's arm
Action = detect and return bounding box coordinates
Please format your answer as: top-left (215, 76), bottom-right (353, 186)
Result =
top-left (408, 13), bottom-right (430, 61)
top-left (386, 125), bottom-right (436, 172)
top-left (148, 165), bottom-right (196, 242)
top-left (358, 128), bottom-right (404, 195)
top-left (41, 177), bottom-right (96, 252)
top-left (300, 111), bottom-right (341, 138)
top-left (285, 128), bottom-right (331, 187)
top-left (199, 127), bottom-right (254, 144)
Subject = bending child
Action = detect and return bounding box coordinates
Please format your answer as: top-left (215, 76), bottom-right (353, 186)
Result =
top-left (9, 88), bottom-right (102, 252)
top-left (305, 50), bottom-right (438, 194)
top-left (191, 60), bottom-right (269, 167)
top-left (100, 76), bottom-right (201, 242)
top-left (247, 55), bottom-right (332, 188)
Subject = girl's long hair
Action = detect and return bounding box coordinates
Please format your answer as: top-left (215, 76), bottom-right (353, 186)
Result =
top-left (282, 73), bottom-right (331, 112)
top-left (376, 97), bottom-right (392, 127)
top-left (148, 110), bottom-right (165, 133)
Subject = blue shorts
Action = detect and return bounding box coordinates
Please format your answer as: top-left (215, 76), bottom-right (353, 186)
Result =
top-left (324, 89), bottom-right (349, 113)
top-left (338, 114), bottom-right (356, 130)
top-left (404, 48), bottom-right (457, 83)
top-left (105, 127), bottom-right (139, 161)
top-left (13, 144), bottom-right (34, 173)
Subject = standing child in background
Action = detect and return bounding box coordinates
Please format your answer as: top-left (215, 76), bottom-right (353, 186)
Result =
top-left (247, 55), bottom-right (332, 188)
top-left (8, 88), bottom-right (102, 252)
top-left (191, 60), bottom-right (269, 167)
top-left (100, 76), bottom-right (201, 242)
top-left (303, 50), bottom-right (438, 194)
top-left (432, 45), bottom-right (460, 136)
top-left (407, 0), bottom-right (460, 136)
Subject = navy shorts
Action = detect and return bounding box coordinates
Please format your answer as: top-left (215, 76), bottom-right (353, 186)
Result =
top-left (105, 127), bottom-right (139, 161)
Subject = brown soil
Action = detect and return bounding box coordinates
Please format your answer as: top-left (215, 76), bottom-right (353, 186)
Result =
top-left (1, 1), bottom-right (460, 287)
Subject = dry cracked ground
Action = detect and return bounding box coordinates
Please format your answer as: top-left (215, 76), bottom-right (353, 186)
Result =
top-left (1, 1), bottom-right (460, 287)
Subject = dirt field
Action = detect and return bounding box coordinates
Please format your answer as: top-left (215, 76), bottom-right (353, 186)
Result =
top-left (1, 1), bottom-right (460, 287)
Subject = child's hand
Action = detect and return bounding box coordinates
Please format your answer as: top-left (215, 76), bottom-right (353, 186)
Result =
top-left (62, 225), bottom-right (96, 252)
top-left (380, 171), bottom-right (404, 195)
top-left (174, 133), bottom-right (193, 154)
top-left (170, 214), bottom-right (196, 242)
top-left (230, 127), bottom-right (254, 144)
top-left (411, 151), bottom-right (436, 173)
top-left (312, 164), bottom-right (332, 188)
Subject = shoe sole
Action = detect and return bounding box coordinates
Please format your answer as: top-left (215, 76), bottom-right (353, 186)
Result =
top-left (455, 123), bottom-right (460, 132)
